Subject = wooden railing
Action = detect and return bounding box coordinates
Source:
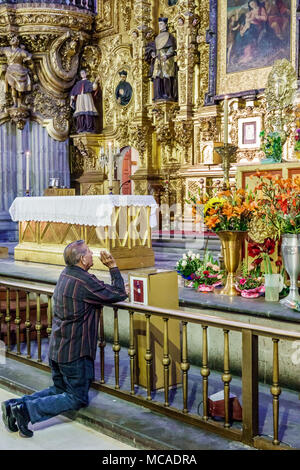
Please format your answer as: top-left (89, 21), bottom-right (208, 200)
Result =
top-left (0, 277), bottom-right (299, 450)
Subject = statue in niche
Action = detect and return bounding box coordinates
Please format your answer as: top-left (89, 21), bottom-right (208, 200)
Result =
top-left (70, 69), bottom-right (100, 133)
top-left (115, 70), bottom-right (133, 106)
top-left (145, 17), bottom-right (178, 102)
top-left (0, 36), bottom-right (36, 108)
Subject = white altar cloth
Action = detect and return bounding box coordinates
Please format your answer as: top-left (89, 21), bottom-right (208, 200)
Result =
top-left (9, 195), bottom-right (158, 228)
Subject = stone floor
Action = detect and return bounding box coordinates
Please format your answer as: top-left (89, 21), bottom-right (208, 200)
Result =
top-left (0, 353), bottom-right (253, 451)
top-left (2, 338), bottom-right (300, 450)
top-left (0, 388), bottom-right (135, 450)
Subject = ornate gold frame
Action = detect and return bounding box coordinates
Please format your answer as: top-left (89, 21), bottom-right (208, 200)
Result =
top-left (216, 0), bottom-right (297, 96)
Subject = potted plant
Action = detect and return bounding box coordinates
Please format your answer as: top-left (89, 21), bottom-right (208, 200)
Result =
top-left (235, 261), bottom-right (264, 298)
top-left (201, 188), bottom-right (257, 296)
top-left (294, 128), bottom-right (300, 160)
top-left (259, 130), bottom-right (282, 164)
top-left (192, 252), bottom-right (224, 292)
top-left (253, 173), bottom-right (300, 306)
top-left (175, 250), bottom-right (202, 286)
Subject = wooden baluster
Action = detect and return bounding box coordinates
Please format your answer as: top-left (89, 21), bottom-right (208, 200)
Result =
top-left (242, 330), bottom-right (258, 445)
top-left (25, 292), bottom-right (31, 358)
top-left (163, 318), bottom-right (170, 407)
top-left (145, 314), bottom-right (153, 400)
top-left (14, 290), bottom-right (21, 355)
top-left (128, 309), bottom-right (136, 395)
top-left (201, 326), bottom-right (210, 420)
top-left (222, 329), bottom-right (232, 428)
top-left (98, 307), bottom-right (106, 384)
top-left (46, 295), bottom-right (52, 339)
top-left (5, 288), bottom-right (11, 351)
top-left (271, 338), bottom-right (281, 445)
top-left (181, 321), bottom-right (190, 413)
top-left (36, 294), bottom-right (42, 362)
top-left (113, 307), bottom-right (120, 389)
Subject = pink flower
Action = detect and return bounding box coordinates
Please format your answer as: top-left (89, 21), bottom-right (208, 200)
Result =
top-left (239, 278), bottom-right (247, 286)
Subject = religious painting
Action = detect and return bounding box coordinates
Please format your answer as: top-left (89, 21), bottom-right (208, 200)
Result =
top-left (238, 117), bottom-right (261, 148)
top-left (227, 1), bottom-right (291, 74)
top-left (115, 70), bottom-right (133, 106)
top-left (213, 0), bottom-right (296, 99)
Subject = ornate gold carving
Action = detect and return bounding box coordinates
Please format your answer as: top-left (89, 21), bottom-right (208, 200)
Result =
top-left (248, 217), bottom-right (276, 244)
top-left (129, 124), bottom-right (149, 166)
top-left (81, 45), bottom-right (102, 82)
top-left (174, 120), bottom-right (193, 163)
top-left (120, 0), bottom-right (132, 31)
top-left (24, 84), bottom-right (70, 140)
top-left (0, 6), bottom-right (94, 32)
top-left (199, 116), bottom-right (218, 142)
top-left (7, 106), bottom-right (30, 130)
top-left (49, 31), bottom-right (84, 83)
top-left (264, 59), bottom-right (298, 144)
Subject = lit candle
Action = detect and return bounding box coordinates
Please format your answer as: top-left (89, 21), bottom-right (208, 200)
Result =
top-left (108, 142), bottom-right (113, 188)
top-left (25, 151), bottom-right (30, 193)
top-left (224, 96), bottom-right (228, 145)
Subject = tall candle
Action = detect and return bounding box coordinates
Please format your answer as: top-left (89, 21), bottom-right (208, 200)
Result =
top-left (224, 96), bottom-right (228, 145)
top-left (108, 142), bottom-right (113, 188)
top-left (25, 151), bottom-right (30, 192)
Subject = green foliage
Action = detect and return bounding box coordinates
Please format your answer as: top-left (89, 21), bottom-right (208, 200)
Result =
top-left (260, 130), bottom-right (282, 162)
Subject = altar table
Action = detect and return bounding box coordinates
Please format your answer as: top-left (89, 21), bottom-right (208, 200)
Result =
top-left (9, 195), bottom-right (158, 270)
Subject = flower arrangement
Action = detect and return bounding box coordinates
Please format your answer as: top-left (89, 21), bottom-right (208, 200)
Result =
top-left (294, 128), bottom-right (300, 155)
top-left (259, 130), bottom-right (282, 163)
top-left (253, 173), bottom-right (300, 237)
top-left (248, 237), bottom-right (277, 274)
top-left (202, 188), bottom-right (257, 232)
top-left (175, 250), bottom-right (202, 280)
top-left (235, 261), bottom-right (264, 298)
top-left (192, 252), bottom-right (224, 292)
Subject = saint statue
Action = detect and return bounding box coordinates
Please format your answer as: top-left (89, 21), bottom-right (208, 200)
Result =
top-left (145, 17), bottom-right (178, 102)
top-left (0, 36), bottom-right (35, 108)
top-left (70, 69), bottom-right (100, 134)
top-left (115, 70), bottom-right (133, 106)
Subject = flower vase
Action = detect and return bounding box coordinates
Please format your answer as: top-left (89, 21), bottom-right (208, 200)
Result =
top-left (280, 234), bottom-right (300, 307)
top-left (217, 231), bottom-right (247, 296)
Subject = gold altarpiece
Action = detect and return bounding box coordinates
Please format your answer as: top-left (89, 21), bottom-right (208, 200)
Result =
top-left (0, 0), bottom-right (299, 208)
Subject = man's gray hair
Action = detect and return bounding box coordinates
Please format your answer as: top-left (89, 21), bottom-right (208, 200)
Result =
top-left (64, 240), bottom-right (87, 266)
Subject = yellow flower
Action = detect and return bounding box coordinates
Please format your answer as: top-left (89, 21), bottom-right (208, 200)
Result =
top-left (203, 197), bottom-right (225, 215)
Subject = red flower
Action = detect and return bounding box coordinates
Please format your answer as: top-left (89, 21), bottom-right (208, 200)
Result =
top-left (248, 242), bottom-right (262, 257)
top-left (277, 198), bottom-right (288, 214)
top-left (263, 238), bottom-right (275, 255)
top-left (275, 259), bottom-right (282, 267)
top-left (203, 270), bottom-right (210, 276)
top-left (253, 257), bottom-right (263, 266)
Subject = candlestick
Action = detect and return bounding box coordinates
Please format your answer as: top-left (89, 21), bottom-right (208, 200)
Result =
top-left (108, 142), bottom-right (113, 191)
top-left (224, 96), bottom-right (228, 145)
top-left (25, 150), bottom-right (30, 195)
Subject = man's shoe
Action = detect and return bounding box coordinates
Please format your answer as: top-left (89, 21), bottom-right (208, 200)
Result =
top-left (11, 403), bottom-right (33, 438)
top-left (1, 401), bottom-right (18, 432)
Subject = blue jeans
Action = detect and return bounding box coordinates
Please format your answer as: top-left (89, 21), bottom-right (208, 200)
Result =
top-left (8, 357), bottom-right (94, 425)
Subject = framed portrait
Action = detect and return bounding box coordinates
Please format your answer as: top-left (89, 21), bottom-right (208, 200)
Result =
top-left (238, 117), bottom-right (261, 148)
top-left (205, 0), bottom-right (297, 102)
